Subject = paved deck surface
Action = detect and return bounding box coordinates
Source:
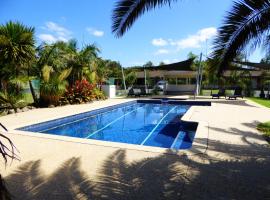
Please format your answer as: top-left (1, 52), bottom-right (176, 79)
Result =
top-left (0, 98), bottom-right (269, 200)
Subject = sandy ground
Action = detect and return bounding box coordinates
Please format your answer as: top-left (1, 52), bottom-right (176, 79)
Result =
top-left (0, 97), bottom-right (269, 200)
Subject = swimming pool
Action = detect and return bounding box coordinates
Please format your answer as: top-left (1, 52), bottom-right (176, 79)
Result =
top-left (18, 101), bottom-right (198, 150)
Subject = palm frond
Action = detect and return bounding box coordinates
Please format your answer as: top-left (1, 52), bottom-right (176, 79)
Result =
top-left (58, 68), bottom-right (72, 82)
top-left (211, 0), bottom-right (270, 74)
top-left (42, 65), bottom-right (53, 82)
top-left (112, 0), bottom-right (176, 37)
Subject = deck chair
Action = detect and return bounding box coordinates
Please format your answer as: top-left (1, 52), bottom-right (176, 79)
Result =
top-left (227, 88), bottom-right (243, 100)
top-left (211, 88), bottom-right (226, 99)
top-left (127, 87), bottom-right (141, 97)
top-left (127, 88), bottom-right (135, 96)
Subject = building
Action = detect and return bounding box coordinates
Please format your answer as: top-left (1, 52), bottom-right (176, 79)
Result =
top-left (135, 59), bottom-right (197, 95)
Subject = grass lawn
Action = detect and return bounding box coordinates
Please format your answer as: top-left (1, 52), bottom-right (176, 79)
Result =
top-left (247, 97), bottom-right (270, 108)
top-left (257, 121), bottom-right (270, 143)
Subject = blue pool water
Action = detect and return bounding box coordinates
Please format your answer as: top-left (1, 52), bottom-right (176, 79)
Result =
top-left (18, 101), bottom-right (198, 150)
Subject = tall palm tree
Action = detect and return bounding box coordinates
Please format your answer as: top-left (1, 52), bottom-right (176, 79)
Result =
top-left (0, 21), bottom-right (35, 75)
top-left (0, 21), bottom-right (35, 108)
top-left (112, 0), bottom-right (176, 37)
top-left (211, 0), bottom-right (270, 73)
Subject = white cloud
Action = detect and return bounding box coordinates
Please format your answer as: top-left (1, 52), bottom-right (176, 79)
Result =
top-left (152, 38), bottom-right (168, 46)
top-left (155, 49), bottom-right (170, 55)
top-left (163, 59), bottom-right (171, 64)
top-left (45, 21), bottom-right (71, 36)
top-left (174, 27), bottom-right (217, 49)
top-left (38, 34), bottom-right (57, 43)
top-left (39, 21), bottom-right (72, 43)
top-left (86, 28), bottom-right (104, 37)
top-left (151, 27), bottom-right (217, 50)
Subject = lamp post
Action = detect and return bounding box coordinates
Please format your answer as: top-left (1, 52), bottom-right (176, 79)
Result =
top-left (121, 66), bottom-right (127, 94)
top-left (195, 52), bottom-right (203, 97)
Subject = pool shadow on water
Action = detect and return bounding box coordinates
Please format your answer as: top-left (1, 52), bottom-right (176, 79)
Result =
top-left (4, 148), bottom-right (270, 200)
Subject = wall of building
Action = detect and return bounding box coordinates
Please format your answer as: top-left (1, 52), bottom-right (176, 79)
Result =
top-left (166, 84), bottom-right (196, 92)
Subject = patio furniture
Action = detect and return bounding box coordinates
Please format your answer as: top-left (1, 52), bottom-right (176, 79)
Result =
top-left (127, 87), bottom-right (141, 97)
top-left (227, 88), bottom-right (243, 100)
top-left (211, 88), bottom-right (226, 99)
top-left (140, 87), bottom-right (152, 96)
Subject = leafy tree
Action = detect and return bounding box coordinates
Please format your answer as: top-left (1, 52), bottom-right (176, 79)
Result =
top-left (159, 61), bottom-right (165, 66)
top-left (112, 0), bottom-right (177, 37)
top-left (125, 71), bottom-right (137, 87)
top-left (211, 0), bottom-right (270, 73)
top-left (40, 65), bottom-right (72, 106)
top-left (143, 61), bottom-right (153, 68)
top-left (0, 21), bottom-right (35, 110)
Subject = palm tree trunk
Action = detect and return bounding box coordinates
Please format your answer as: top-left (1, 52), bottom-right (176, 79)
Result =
top-left (29, 80), bottom-right (39, 106)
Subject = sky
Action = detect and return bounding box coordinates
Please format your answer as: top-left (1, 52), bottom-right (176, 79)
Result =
top-left (0, 0), bottom-right (263, 67)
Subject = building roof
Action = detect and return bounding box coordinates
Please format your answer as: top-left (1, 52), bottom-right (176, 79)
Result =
top-left (233, 61), bottom-right (270, 70)
top-left (134, 58), bottom-right (194, 71)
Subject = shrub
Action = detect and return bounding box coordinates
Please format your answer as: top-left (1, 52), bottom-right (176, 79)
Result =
top-left (92, 88), bottom-right (107, 100)
top-left (64, 79), bottom-right (95, 104)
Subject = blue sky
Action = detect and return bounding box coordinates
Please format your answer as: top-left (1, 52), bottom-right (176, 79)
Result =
top-left (0, 0), bottom-right (263, 67)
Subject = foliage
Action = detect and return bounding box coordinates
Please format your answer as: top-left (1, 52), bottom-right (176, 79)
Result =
top-left (0, 21), bottom-right (35, 74)
top-left (63, 79), bottom-right (106, 104)
top-left (0, 21), bottom-right (35, 107)
top-left (92, 88), bottom-right (107, 100)
top-left (257, 121), bottom-right (270, 143)
top-left (0, 83), bottom-right (25, 112)
top-left (125, 71), bottom-right (137, 87)
top-left (64, 79), bottom-right (95, 104)
top-left (226, 70), bottom-right (253, 96)
top-left (143, 61), bottom-right (154, 68)
top-left (40, 65), bottom-right (71, 106)
top-left (211, 0), bottom-right (270, 73)
top-left (112, 0), bottom-right (176, 37)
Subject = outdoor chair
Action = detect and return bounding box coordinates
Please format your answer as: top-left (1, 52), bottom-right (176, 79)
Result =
top-left (140, 87), bottom-right (151, 96)
top-left (227, 88), bottom-right (243, 100)
top-left (211, 88), bottom-right (226, 99)
top-left (127, 87), bottom-right (141, 97)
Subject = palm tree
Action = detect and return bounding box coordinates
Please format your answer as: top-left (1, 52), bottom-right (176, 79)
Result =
top-left (0, 21), bottom-right (35, 109)
top-left (112, 0), bottom-right (270, 74)
top-left (112, 0), bottom-right (176, 37)
top-left (0, 21), bottom-right (35, 76)
top-left (211, 0), bottom-right (270, 73)
top-left (39, 65), bottom-right (72, 106)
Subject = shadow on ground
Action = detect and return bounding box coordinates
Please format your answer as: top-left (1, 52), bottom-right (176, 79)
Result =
top-left (211, 99), bottom-right (256, 107)
top-left (4, 146), bottom-right (270, 200)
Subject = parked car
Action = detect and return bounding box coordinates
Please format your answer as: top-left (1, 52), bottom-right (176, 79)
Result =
top-left (154, 80), bottom-right (168, 91)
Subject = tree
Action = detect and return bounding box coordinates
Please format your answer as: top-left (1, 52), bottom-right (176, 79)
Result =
top-left (143, 61), bottom-right (153, 68)
top-left (112, 0), bottom-right (177, 37)
top-left (0, 21), bottom-right (35, 77)
top-left (159, 61), bottom-right (165, 66)
top-left (211, 0), bottom-right (270, 73)
top-left (0, 21), bottom-right (35, 110)
top-left (40, 65), bottom-right (72, 106)
top-left (112, 0), bottom-right (270, 75)
top-left (125, 71), bottom-right (137, 87)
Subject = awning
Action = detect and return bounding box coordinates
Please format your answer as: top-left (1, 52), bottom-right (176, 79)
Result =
top-left (132, 58), bottom-right (194, 71)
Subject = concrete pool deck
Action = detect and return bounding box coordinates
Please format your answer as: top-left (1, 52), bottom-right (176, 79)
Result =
top-left (0, 98), bottom-right (269, 199)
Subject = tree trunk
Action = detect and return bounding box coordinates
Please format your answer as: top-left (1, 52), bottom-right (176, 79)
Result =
top-left (29, 80), bottom-right (39, 106)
